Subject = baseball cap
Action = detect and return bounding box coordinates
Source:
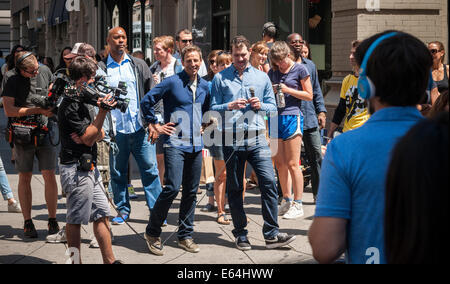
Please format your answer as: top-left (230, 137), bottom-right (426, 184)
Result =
top-left (64, 43), bottom-right (96, 59)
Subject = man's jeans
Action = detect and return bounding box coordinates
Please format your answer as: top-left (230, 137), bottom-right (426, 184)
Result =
top-left (110, 128), bottom-right (162, 215)
top-left (223, 144), bottom-right (279, 240)
top-left (0, 157), bottom-right (13, 200)
top-left (146, 147), bottom-right (202, 240)
top-left (303, 127), bottom-right (323, 197)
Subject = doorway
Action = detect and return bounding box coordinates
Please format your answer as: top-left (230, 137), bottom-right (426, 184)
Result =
top-left (212, 0), bottom-right (230, 51)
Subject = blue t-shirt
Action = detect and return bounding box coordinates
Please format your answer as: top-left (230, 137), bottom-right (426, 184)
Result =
top-left (268, 63), bottom-right (310, 116)
top-left (315, 107), bottom-right (424, 264)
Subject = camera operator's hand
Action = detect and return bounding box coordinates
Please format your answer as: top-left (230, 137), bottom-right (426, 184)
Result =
top-left (97, 94), bottom-right (117, 112)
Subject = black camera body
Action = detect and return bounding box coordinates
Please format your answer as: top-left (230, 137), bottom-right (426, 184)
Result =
top-left (32, 74), bottom-right (129, 114)
top-left (79, 77), bottom-right (129, 113)
top-left (31, 73), bottom-right (68, 113)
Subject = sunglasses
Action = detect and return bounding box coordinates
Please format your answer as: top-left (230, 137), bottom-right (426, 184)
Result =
top-left (218, 51), bottom-right (230, 56)
top-left (23, 68), bottom-right (39, 75)
top-left (181, 39), bottom-right (193, 44)
top-left (209, 59), bottom-right (216, 65)
top-left (429, 49), bottom-right (440, 54)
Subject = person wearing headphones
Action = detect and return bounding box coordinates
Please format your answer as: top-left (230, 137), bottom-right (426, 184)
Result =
top-left (261, 22), bottom-right (278, 72)
top-left (308, 31), bottom-right (432, 264)
top-left (1, 51), bottom-right (58, 239)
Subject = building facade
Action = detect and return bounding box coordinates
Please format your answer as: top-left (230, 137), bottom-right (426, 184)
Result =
top-left (9, 0), bottom-right (449, 104)
top-left (0, 0), bottom-right (10, 55)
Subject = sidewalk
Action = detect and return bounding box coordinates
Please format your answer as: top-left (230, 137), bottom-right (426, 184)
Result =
top-left (0, 110), bottom-right (317, 264)
top-left (0, 172), bottom-right (317, 264)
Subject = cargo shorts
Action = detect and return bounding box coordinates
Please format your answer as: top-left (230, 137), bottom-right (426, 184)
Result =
top-left (59, 163), bottom-right (111, 225)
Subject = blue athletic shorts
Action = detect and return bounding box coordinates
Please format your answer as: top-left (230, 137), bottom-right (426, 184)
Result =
top-left (269, 114), bottom-right (304, 141)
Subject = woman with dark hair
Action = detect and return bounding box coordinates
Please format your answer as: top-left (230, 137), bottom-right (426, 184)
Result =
top-left (385, 112), bottom-right (448, 264)
top-left (204, 50), bottom-right (222, 82)
top-left (301, 40), bottom-right (312, 60)
top-left (201, 49), bottom-right (231, 225)
top-left (42, 57), bottom-right (55, 73)
top-left (5, 44), bottom-right (25, 71)
top-left (55, 46), bottom-right (72, 75)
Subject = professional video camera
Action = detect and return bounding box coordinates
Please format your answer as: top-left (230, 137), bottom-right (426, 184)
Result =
top-left (30, 73), bottom-right (68, 114)
top-left (32, 74), bottom-right (130, 113)
top-left (79, 76), bottom-right (130, 113)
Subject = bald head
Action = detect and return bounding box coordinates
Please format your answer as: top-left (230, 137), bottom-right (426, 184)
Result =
top-left (107, 27), bottom-right (128, 57)
top-left (287, 33), bottom-right (303, 42)
top-left (108, 27), bottom-right (127, 40)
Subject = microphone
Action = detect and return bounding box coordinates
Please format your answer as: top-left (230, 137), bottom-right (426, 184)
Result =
top-left (249, 87), bottom-right (255, 98)
top-left (249, 87), bottom-right (257, 112)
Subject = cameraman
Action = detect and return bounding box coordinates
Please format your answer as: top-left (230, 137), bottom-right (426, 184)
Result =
top-left (1, 51), bottom-right (59, 239)
top-left (58, 56), bottom-right (119, 264)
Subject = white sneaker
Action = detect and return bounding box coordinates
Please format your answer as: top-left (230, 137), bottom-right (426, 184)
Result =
top-left (278, 199), bottom-right (291, 216)
top-left (90, 235), bottom-right (100, 248)
top-left (7, 200), bottom-right (22, 213)
top-left (46, 227), bottom-right (67, 243)
top-left (282, 202), bottom-right (304, 219)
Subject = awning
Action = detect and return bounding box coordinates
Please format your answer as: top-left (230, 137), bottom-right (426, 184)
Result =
top-left (48, 0), bottom-right (70, 26)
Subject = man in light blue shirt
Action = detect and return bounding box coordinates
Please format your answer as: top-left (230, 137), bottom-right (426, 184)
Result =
top-left (211, 35), bottom-right (296, 251)
top-left (98, 27), bottom-right (162, 225)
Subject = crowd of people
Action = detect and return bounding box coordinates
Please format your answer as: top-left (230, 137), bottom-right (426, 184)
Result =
top-left (0, 22), bottom-right (448, 264)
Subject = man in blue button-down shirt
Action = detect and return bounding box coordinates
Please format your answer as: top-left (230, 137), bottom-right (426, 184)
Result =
top-left (211, 36), bottom-right (296, 251)
top-left (141, 45), bottom-right (210, 256)
top-left (288, 33), bottom-right (327, 202)
top-left (98, 27), bottom-right (162, 225)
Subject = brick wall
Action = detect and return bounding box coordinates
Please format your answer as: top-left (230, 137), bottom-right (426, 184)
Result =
top-left (332, 0), bottom-right (448, 76)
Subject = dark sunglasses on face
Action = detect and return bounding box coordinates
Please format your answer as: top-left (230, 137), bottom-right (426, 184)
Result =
top-left (429, 49), bottom-right (439, 54)
top-left (217, 51), bottom-right (230, 56)
top-left (181, 39), bottom-right (193, 44)
top-left (209, 60), bottom-right (216, 65)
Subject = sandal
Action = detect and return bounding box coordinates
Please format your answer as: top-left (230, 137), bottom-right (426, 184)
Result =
top-left (217, 214), bottom-right (231, 225)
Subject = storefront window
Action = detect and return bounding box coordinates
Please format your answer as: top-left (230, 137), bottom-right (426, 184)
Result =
top-left (307, 0), bottom-right (332, 80)
top-left (145, 2), bottom-right (152, 61)
top-left (192, 0), bottom-right (212, 59)
top-left (212, 0), bottom-right (230, 51)
top-left (132, 1), bottom-right (142, 52)
top-left (268, 0), bottom-right (294, 41)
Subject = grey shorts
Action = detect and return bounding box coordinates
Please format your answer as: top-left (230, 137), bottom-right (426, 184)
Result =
top-left (59, 164), bottom-right (111, 225)
top-left (13, 142), bottom-right (57, 173)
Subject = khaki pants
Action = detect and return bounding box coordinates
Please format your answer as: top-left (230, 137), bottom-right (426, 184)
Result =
top-left (97, 141), bottom-right (111, 189)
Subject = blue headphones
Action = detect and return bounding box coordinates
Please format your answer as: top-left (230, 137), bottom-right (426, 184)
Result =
top-left (358, 32), bottom-right (398, 100)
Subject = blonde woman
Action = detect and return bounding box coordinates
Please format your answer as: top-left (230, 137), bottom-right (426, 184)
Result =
top-left (268, 42), bottom-right (313, 219)
top-left (428, 41), bottom-right (449, 99)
